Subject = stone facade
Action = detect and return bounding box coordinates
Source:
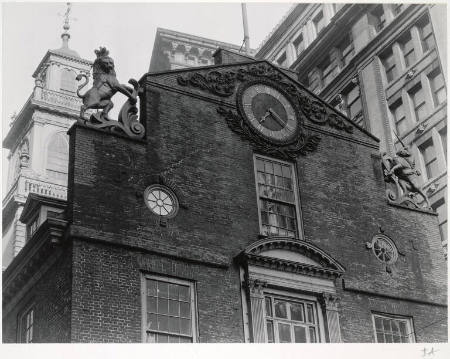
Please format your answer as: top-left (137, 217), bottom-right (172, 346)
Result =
top-left (3, 58), bottom-right (447, 343)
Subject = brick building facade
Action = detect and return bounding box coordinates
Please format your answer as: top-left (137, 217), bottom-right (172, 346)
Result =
top-left (2, 50), bottom-right (447, 342)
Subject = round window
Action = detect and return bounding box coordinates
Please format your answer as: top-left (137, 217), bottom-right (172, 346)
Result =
top-left (144, 185), bottom-right (179, 218)
top-left (370, 235), bottom-right (398, 264)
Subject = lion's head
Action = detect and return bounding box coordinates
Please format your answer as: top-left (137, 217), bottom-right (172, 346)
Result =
top-left (93, 47), bottom-right (116, 76)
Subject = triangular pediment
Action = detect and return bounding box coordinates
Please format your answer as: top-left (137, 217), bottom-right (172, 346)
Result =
top-left (142, 60), bottom-right (379, 146)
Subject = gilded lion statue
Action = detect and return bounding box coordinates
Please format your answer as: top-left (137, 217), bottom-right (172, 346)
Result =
top-left (76, 47), bottom-right (136, 119)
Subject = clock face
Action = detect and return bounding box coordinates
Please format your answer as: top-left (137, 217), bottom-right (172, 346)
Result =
top-left (240, 84), bottom-right (299, 144)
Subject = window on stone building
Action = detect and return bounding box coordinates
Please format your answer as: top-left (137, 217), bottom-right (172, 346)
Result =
top-left (18, 306), bottom-right (34, 343)
top-left (60, 68), bottom-right (77, 93)
top-left (372, 313), bottom-right (414, 343)
top-left (432, 198), bottom-right (447, 241)
top-left (380, 48), bottom-right (397, 83)
top-left (319, 55), bottom-right (339, 88)
top-left (390, 100), bottom-right (407, 137)
top-left (254, 156), bottom-right (300, 238)
top-left (338, 33), bottom-right (355, 67)
top-left (143, 275), bottom-right (196, 343)
top-left (418, 15), bottom-right (435, 53)
top-left (369, 5), bottom-right (386, 32)
top-left (27, 214), bottom-right (39, 241)
top-left (398, 31), bottom-right (416, 68)
top-left (342, 82), bottom-right (362, 122)
top-left (276, 52), bottom-right (288, 67)
top-left (46, 133), bottom-right (69, 183)
top-left (392, 4), bottom-right (404, 16)
top-left (429, 69), bottom-right (446, 107)
top-left (419, 138), bottom-right (439, 181)
top-left (293, 33), bottom-right (305, 56)
top-left (313, 10), bottom-right (325, 35)
top-left (409, 84), bottom-right (427, 122)
top-left (440, 128), bottom-right (447, 161)
top-left (264, 295), bottom-right (320, 343)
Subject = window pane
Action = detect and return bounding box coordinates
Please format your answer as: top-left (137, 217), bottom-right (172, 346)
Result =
top-left (178, 285), bottom-right (190, 301)
top-left (168, 300), bottom-right (179, 316)
top-left (158, 315), bottom-right (169, 332)
top-left (158, 298), bottom-right (168, 315)
top-left (274, 300), bottom-right (288, 319)
top-left (294, 326), bottom-right (307, 343)
top-left (265, 297), bottom-right (273, 317)
top-left (158, 282), bottom-right (169, 298)
top-left (180, 318), bottom-right (191, 336)
top-left (266, 320), bottom-right (274, 343)
top-left (147, 297), bottom-right (157, 313)
top-left (169, 284), bottom-right (179, 300)
top-left (147, 313), bottom-right (157, 330)
top-left (290, 303), bottom-right (304, 322)
top-left (157, 334), bottom-right (169, 343)
top-left (278, 323), bottom-right (292, 343)
top-left (306, 304), bottom-right (315, 323)
top-left (309, 327), bottom-right (317, 343)
top-left (168, 317), bottom-right (180, 334)
top-left (180, 302), bottom-right (190, 318)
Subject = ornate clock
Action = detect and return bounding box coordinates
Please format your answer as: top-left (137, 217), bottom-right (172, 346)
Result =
top-left (238, 81), bottom-right (299, 145)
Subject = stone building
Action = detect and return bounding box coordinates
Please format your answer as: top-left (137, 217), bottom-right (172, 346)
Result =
top-left (149, 27), bottom-right (251, 72)
top-left (3, 42), bottom-right (447, 343)
top-left (255, 3), bottom-right (447, 253)
top-left (2, 18), bottom-right (92, 269)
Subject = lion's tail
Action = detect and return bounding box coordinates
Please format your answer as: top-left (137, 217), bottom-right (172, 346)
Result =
top-left (76, 74), bottom-right (89, 98)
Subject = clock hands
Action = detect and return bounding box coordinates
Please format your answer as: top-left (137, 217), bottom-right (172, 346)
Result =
top-left (259, 108), bottom-right (286, 128)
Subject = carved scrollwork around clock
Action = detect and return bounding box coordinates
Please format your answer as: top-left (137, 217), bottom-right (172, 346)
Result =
top-left (217, 106), bottom-right (320, 159)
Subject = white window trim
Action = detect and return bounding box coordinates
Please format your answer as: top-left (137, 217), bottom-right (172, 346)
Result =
top-left (253, 153), bottom-right (304, 240)
top-left (17, 303), bottom-right (35, 343)
top-left (371, 312), bottom-right (415, 343)
top-left (141, 273), bottom-right (198, 343)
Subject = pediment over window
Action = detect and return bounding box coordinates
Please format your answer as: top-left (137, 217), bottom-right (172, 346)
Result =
top-left (237, 237), bottom-right (345, 279)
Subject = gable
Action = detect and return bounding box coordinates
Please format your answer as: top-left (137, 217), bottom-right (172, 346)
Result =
top-left (141, 60), bottom-right (379, 153)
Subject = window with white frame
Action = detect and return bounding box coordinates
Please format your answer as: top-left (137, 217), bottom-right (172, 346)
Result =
top-left (254, 156), bottom-right (299, 238)
top-left (46, 133), bottom-right (69, 182)
top-left (419, 138), bottom-right (439, 181)
top-left (418, 15), bottom-right (435, 53)
top-left (60, 69), bottom-right (77, 93)
top-left (276, 52), bottom-right (288, 67)
top-left (380, 48), bottom-right (397, 84)
top-left (369, 5), bottom-right (386, 32)
top-left (372, 313), bottom-right (415, 343)
top-left (343, 82), bottom-right (362, 122)
top-left (264, 294), bottom-right (320, 343)
top-left (398, 31), bottom-right (416, 68)
top-left (142, 275), bottom-right (196, 343)
top-left (429, 69), bottom-right (446, 107)
top-left (409, 84), bottom-right (427, 122)
top-left (18, 306), bottom-right (34, 343)
top-left (313, 10), bottom-right (325, 35)
top-left (27, 214), bottom-right (39, 241)
top-left (439, 127), bottom-right (447, 162)
top-left (293, 33), bottom-right (304, 56)
top-left (338, 33), bottom-right (355, 67)
top-left (390, 99), bottom-right (407, 136)
top-left (432, 198), bottom-right (447, 241)
top-left (319, 55), bottom-right (339, 88)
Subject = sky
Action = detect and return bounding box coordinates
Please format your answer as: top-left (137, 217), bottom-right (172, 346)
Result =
top-left (1, 1), bottom-right (294, 192)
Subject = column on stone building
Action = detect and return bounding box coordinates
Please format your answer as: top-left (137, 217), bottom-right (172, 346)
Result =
top-left (428, 5), bottom-right (447, 82)
top-left (359, 58), bottom-right (395, 154)
top-left (13, 206), bottom-right (26, 256)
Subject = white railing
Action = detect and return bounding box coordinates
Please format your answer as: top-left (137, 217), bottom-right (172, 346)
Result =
top-left (19, 175), bottom-right (67, 200)
top-left (36, 88), bottom-right (82, 111)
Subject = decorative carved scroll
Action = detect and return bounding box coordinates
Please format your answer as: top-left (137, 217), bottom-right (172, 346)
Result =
top-left (217, 106), bottom-right (320, 159)
top-left (76, 47), bottom-right (145, 140)
top-left (382, 146), bottom-right (431, 210)
top-left (78, 79), bottom-right (145, 140)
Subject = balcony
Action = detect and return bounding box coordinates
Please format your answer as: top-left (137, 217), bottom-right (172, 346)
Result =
top-left (33, 87), bottom-right (82, 112)
top-left (3, 174), bottom-right (67, 208)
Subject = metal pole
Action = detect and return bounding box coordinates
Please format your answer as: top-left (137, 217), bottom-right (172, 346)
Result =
top-left (241, 3), bottom-right (250, 53)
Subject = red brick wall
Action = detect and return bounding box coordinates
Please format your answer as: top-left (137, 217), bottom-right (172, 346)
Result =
top-left (64, 62), bottom-right (446, 342)
top-left (2, 244), bottom-right (73, 343)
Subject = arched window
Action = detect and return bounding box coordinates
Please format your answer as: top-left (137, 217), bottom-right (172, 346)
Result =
top-left (60, 68), bottom-right (77, 93)
top-left (46, 133), bottom-right (69, 182)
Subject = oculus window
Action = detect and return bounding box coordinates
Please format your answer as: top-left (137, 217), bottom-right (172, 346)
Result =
top-left (144, 185), bottom-right (179, 218)
top-left (254, 155), bottom-right (300, 238)
top-left (142, 275), bottom-right (196, 343)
